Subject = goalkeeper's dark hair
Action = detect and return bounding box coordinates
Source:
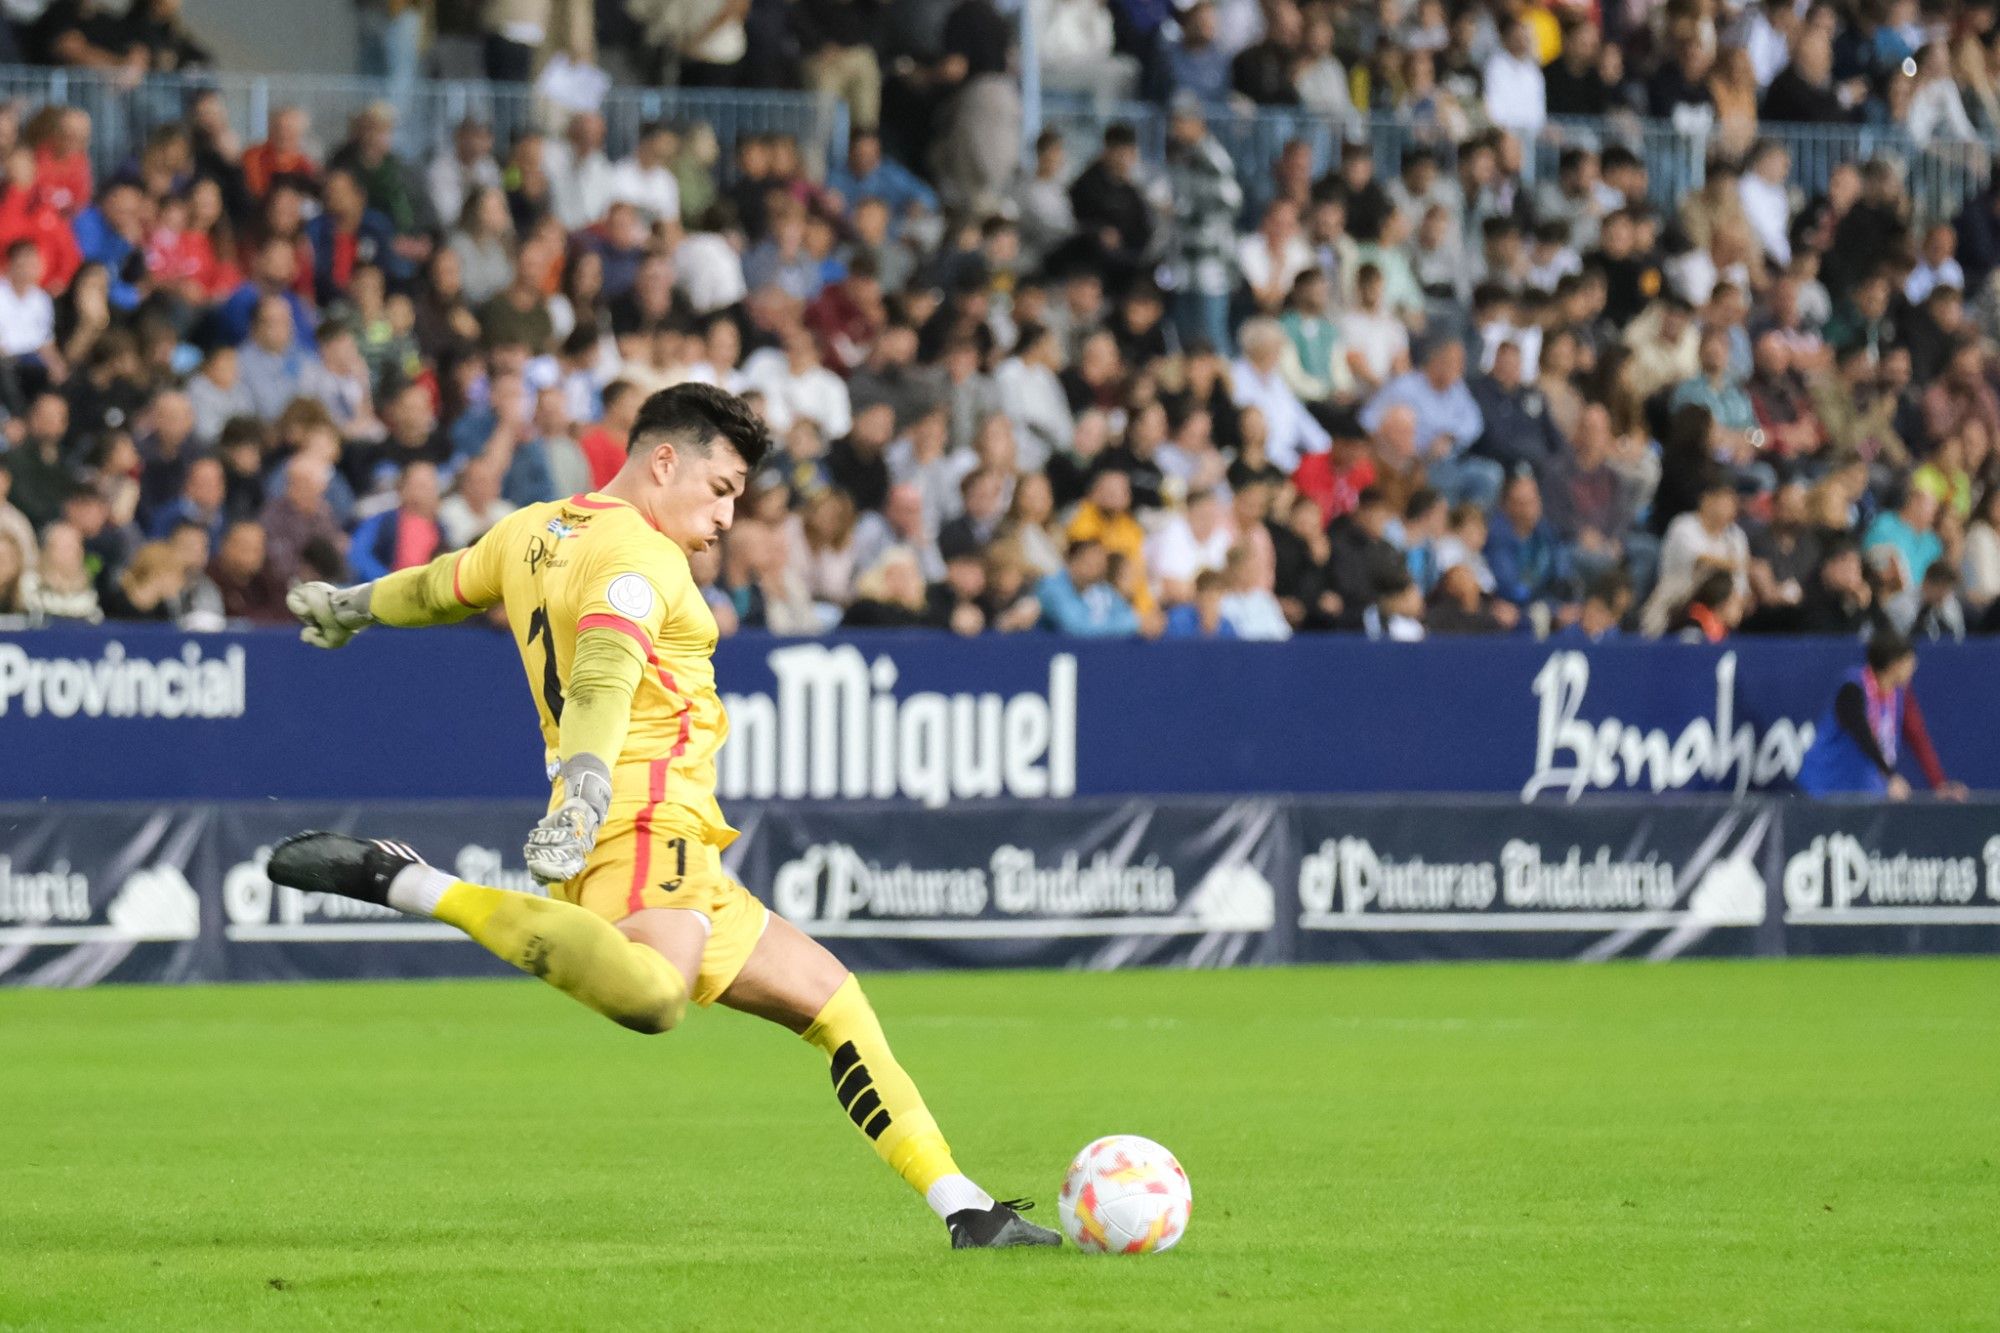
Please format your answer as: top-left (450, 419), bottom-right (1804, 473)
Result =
top-left (629, 382), bottom-right (771, 471)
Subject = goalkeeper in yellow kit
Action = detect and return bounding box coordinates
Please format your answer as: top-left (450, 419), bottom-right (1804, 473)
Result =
top-left (271, 382), bottom-right (1057, 1249)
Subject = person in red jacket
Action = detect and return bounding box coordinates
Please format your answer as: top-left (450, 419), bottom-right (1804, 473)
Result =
top-left (25, 106), bottom-right (92, 220)
top-left (0, 146), bottom-right (82, 292)
top-left (241, 105), bottom-right (318, 200)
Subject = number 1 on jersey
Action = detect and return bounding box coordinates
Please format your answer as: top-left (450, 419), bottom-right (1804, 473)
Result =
top-left (526, 604), bottom-right (565, 723)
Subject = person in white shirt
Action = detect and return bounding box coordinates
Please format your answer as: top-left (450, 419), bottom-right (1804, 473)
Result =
top-left (542, 111), bottom-right (617, 231)
top-left (426, 117), bottom-right (502, 226)
top-left (993, 322), bottom-right (1073, 473)
top-left (1033, 0), bottom-right (1137, 101)
top-left (1642, 477), bottom-right (1751, 636)
top-left (0, 241), bottom-right (57, 371)
top-left (1147, 488), bottom-right (1234, 604)
top-left (1737, 140), bottom-right (1792, 269)
top-left (1482, 21), bottom-right (1546, 132)
top-left (1237, 200), bottom-right (1314, 314)
top-left (1744, 1), bottom-right (1796, 88)
top-left (1337, 263), bottom-right (1412, 395)
top-left (1906, 223), bottom-right (1966, 305)
top-left (677, 229), bottom-right (748, 314)
top-left (631, 0), bottom-right (747, 81)
top-left (1231, 318), bottom-right (1330, 473)
top-left (437, 452), bottom-right (517, 549)
top-left (741, 323), bottom-right (852, 438)
top-left (609, 122), bottom-right (682, 224)
top-left (1907, 41), bottom-right (1977, 144)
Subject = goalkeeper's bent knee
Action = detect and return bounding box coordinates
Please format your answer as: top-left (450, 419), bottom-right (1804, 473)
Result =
top-left (432, 884), bottom-right (688, 1034)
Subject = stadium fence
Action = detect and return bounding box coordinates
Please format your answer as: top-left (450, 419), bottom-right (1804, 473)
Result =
top-left (1, 62), bottom-right (1987, 223)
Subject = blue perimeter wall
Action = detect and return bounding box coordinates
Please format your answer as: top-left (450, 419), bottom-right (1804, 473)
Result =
top-left (2, 627), bottom-right (1998, 804)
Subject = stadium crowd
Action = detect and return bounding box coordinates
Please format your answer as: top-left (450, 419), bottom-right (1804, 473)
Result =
top-left (3, 0), bottom-right (2000, 641)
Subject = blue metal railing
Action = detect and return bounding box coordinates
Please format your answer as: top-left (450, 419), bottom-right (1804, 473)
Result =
top-left (1040, 94), bottom-right (1994, 224)
top-left (1, 62), bottom-right (1988, 225)
top-left (0, 65), bottom-right (848, 188)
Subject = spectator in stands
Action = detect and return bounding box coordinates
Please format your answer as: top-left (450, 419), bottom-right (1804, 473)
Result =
top-left (1164, 98), bottom-right (1240, 356)
top-left (1163, 567), bottom-right (1236, 638)
top-left (0, 467), bottom-right (36, 577)
top-left (4, 392), bottom-right (73, 528)
top-left (609, 122), bottom-right (682, 224)
top-left (70, 179), bottom-right (144, 311)
top-left (348, 459), bottom-right (443, 581)
top-left (120, 0), bottom-right (210, 71)
top-left (1037, 537), bottom-right (1139, 636)
top-left (1365, 571), bottom-right (1427, 641)
top-left (0, 37), bottom-right (1998, 653)
top-left (1672, 326), bottom-right (1760, 462)
top-left (841, 545), bottom-right (927, 627)
top-left (826, 130), bottom-right (934, 226)
top-left (436, 452), bottom-right (514, 550)
top-left (0, 239), bottom-right (59, 387)
top-left (1645, 472), bottom-right (1751, 635)
top-left (446, 186), bottom-right (516, 307)
top-left (1471, 341), bottom-right (1565, 481)
top-left (1483, 18), bottom-right (1546, 132)
top-left (148, 452), bottom-right (225, 543)
top-left (544, 112), bottom-right (615, 232)
top-left (218, 235), bottom-right (315, 349)
top-left (237, 294), bottom-right (317, 422)
top-left (1485, 470), bottom-right (1576, 618)
top-left (0, 530), bottom-right (22, 616)
top-left (243, 105), bottom-right (316, 200)
top-left (99, 537), bottom-right (184, 621)
top-left (329, 102), bottom-right (433, 239)
top-left (425, 117), bottom-right (498, 226)
top-left (1218, 540), bottom-right (1291, 639)
top-left (744, 322), bottom-right (851, 438)
top-left (1557, 569), bottom-right (1632, 643)
top-left (201, 519), bottom-right (275, 621)
top-left (1667, 568), bottom-right (1744, 642)
top-left (1360, 337), bottom-right (1497, 507)
top-left (20, 520), bottom-right (101, 623)
top-left (1962, 486), bottom-right (2000, 618)
top-left (1148, 486), bottom-right (1232, 604)
top-left (942, 465), bottom-right (1014, 565)
top-left (258, 453), bottom-right (343, 584)
top-left (1231, 318), bottom-right (1328, 473)
top-left (1427, 559), bottom-right (1512, 635)
top-left (1865, 483), bottom-right (1944, 630)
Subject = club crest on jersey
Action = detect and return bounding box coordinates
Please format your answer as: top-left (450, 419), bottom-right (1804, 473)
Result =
top-left (545, 518), bottom-right (578, 540)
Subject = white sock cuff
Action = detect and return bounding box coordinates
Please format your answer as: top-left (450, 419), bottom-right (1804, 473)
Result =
top-left (924, 1174), bottom-right (995, 1221)
top-left (387, 864), bottom-right (456, 918)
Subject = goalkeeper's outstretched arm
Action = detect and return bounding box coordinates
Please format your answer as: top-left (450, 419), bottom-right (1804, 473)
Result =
top-left (288, 551), bottom-right (486, 648)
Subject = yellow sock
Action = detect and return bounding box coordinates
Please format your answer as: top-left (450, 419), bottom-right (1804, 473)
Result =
top-left (802, 975), bottom-right (975, 1212)
top-left (431, 881), bottom-right (688, 1034)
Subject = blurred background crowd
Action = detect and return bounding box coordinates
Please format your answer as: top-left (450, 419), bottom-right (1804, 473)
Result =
top-left (2, 0), bottom-right (2000, 642)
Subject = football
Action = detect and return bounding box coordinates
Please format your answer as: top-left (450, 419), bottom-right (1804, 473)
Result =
top-left (1057, 1135), bottom-right (1192, 1254)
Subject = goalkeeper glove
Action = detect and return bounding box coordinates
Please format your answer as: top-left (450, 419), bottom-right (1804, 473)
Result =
top-left (288, 582), bottom-right (375, 649)
top-left (525, 756), bottom-right (614, 885)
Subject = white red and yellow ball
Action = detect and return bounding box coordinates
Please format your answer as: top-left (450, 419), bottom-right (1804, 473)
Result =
top-left (1057, 1135), bottom-right (1191, 1254)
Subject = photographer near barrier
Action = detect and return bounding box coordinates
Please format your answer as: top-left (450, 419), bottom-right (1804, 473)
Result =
top-left (1, 626), bottom-right (1995, 985)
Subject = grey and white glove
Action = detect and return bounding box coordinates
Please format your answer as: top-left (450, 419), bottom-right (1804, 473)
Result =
top-left (288, 582), bottom-right (376, 649)
top-left (524, 757), bottom-right (614, 885)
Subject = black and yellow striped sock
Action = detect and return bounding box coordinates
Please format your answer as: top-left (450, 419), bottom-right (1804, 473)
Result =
top-left (802, 975), bottom-right (985, 1216)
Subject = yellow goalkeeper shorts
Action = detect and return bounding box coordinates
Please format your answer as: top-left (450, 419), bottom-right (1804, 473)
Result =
top-left (560, 802), bottom-right (768, 1009)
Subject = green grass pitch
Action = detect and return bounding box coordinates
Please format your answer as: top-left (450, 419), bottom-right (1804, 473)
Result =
top-left (2, 958), bottom-right (1997, 1330)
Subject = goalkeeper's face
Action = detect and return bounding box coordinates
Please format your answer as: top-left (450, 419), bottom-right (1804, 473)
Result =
top-left (650, 440), bottom-right (749, 555)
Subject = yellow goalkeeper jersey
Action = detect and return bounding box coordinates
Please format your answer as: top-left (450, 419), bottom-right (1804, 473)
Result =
top-left (451, 491), bottom-right (734, 845)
